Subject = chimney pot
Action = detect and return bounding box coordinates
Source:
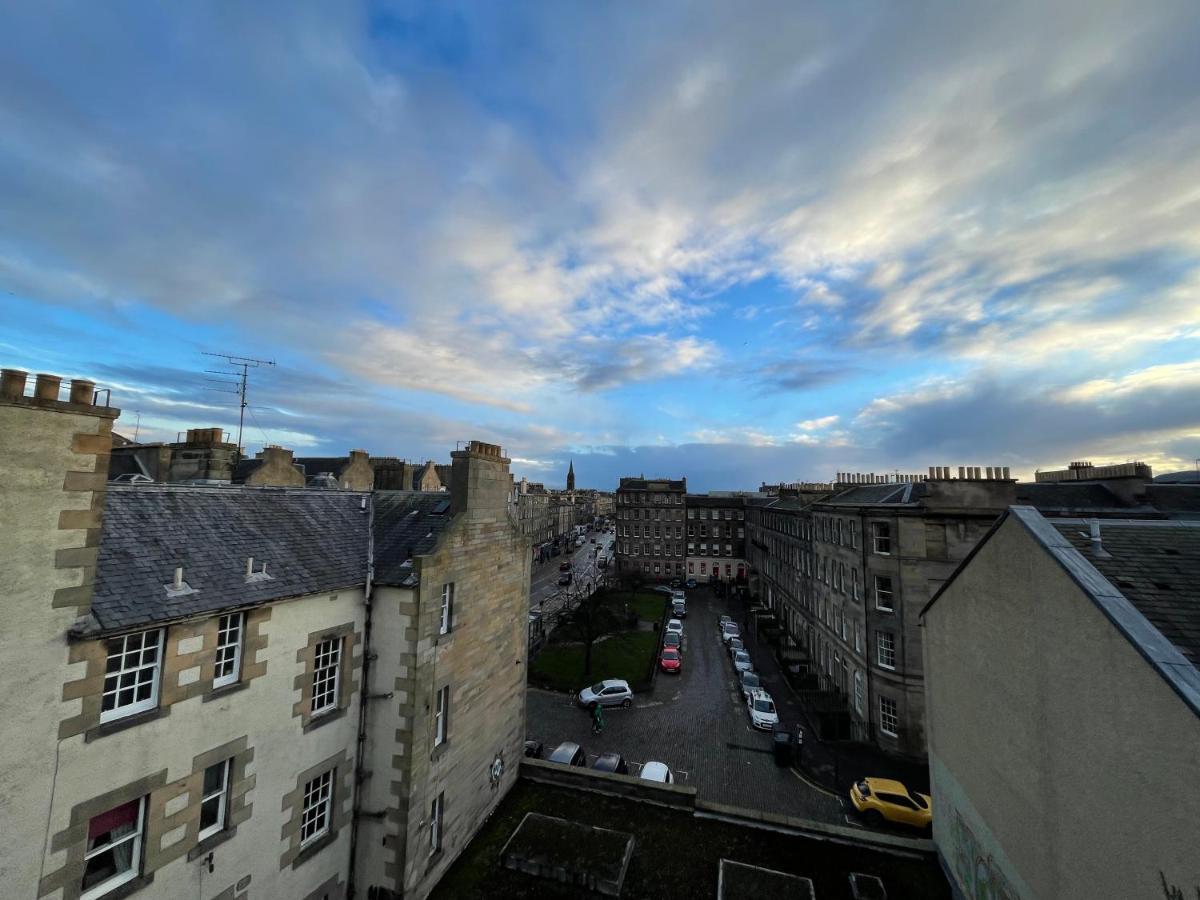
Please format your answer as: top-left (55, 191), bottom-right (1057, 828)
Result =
top-left (69, 379), bottom-right (96, 406)
top-left (1002, 466), bottom-right (1010, 479)
top-left (246, 556), bottom-right (254, 577)
top-left (985, 467), bottom-right (994, 479)
top-left (34, 373), bottom-right (62, 402)
top-left (1, 368), bottom-right (28, 400)
top-left (172, 566), bottom-right (183, 589)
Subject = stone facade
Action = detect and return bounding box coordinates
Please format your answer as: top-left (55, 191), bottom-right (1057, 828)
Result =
top-left (356, 442), bottom-right (529, 900)
top-left (614, 476), bottom-right (687, 581)
top-left (0, 371), bottom-right (530, 900)
top-left (684, 494), bottom-right (748, 583)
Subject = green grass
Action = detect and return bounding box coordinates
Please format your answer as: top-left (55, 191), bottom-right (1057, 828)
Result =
top-left (625, 590), bottom-right (668, 623)
top-left (528, 629), bottom-right (660, 693)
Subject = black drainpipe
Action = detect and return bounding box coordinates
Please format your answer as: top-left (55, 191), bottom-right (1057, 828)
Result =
top-left (347, 493), bottom-right (376, 899)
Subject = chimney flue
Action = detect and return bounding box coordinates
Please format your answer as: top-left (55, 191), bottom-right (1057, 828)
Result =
top-left (172, 566), bottom-right (184, 589)
top-left (1088, 520), bottom-right (1112, 559)
top-left (1, 368), bottom-right (27, 400)
top-left (34, 373), bottom-right (61, 402)
top-left (69, 379), bottom-right (96, 406)
top-left (246, 557), bottom-right (254, 577)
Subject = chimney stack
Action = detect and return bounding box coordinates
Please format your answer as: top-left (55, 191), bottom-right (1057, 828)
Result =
top-left (450, 440), bottom-right (512, 517)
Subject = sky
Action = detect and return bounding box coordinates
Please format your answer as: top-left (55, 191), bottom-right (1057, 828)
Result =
top-left (2, 1), bottom-right (1199, 491)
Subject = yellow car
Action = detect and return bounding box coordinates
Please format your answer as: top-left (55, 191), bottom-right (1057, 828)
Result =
top-left (849, 778), bottom-right (932, 831)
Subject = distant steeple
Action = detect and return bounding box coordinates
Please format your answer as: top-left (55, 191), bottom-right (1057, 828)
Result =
top-left (566, 459), bottom-right (575, 491)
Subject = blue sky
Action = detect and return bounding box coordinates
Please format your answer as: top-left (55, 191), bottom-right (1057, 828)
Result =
top-left (2, 0), bottom-right (1199, 490)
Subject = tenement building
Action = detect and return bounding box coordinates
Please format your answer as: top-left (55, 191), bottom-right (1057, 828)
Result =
top-left (922, 508), bottom-right (1200, 899)
top-left (615, 476), bottom-right (687, 580)
top-left (684, 493), bottom-right (748, 582)
top-left (0, 366), bottom-right (528, 900)
top-left (745, 463), bottom-right (1200, 759)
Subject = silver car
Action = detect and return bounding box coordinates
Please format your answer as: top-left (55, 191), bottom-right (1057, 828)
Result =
top-left (727, 637), bottom-right (744, 658)
top-left (732, 650), bottom-right (752, 673)
top-left (722, 622), bottom-right (741, 643)
top-left (577, 678), bottom-right (633, 709)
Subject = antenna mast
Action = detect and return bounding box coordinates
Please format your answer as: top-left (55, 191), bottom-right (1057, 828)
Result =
top-left (202, 351), bottom-right (275, 461)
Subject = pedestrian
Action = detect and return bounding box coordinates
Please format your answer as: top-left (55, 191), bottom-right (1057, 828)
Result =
top-left (591, 703), bottom-right (604, 734)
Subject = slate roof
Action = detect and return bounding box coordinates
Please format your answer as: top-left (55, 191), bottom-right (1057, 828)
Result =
top-left (92, 485), bottom-right (370, 633)
top-left (1053, 520), bottom-right (1200, 667)
top-left (618, 477), bottom-right (686, 491)
top-left (1015, 482), bottom-right (1127, 511)
top-left (372, 491), bottom-right (456, 586)
top-left (822, 483), bottom-right (925, 506)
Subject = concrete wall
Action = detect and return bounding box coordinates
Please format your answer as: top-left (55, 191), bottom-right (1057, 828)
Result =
top-left (39, 588), bottom-right (364, 900)
top-left (923, 516), bottom-right (1200, 900)
top-left (0, 391), bottom-right (116, 894)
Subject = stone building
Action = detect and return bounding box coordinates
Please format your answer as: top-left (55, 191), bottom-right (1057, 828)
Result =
top-left (293, 451), bottom-right (375, 491)
top-left (922, 508), bottom-right (1200, 899)
top-left (108, 427), bottom-right (239, 483)
top-left (684, 493), bottom-right (748, 582)
top-left (615, 476), bottom-right (687, 581)
top-left (0, 368), bottom-right (529, 900)
top-left (745, 463), bottom-right (1200, 758)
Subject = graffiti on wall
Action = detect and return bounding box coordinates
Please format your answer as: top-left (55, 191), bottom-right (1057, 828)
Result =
top-left (950, 808), bottom-right (1022, 900)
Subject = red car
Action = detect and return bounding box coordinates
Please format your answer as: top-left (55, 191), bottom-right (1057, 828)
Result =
top-left (659, 648), bottom-right (682, 673)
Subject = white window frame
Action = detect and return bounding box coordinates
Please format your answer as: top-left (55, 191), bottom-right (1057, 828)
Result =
top-left (439, 582), bottom-right (454, 636)
top-left (311, 637), bottom-right (342, 716)
top-left (877, 631), bottom-right (896, 670)
top-left (430, 791), bottom-right (444, 854)
top-left (874, 575), bottom-right (895, 612)
top-left (853, 671), bottom-right (864, 715)
top-left (100, 630), bottom-right (165, 724)
top-left (299, 770), bottom-right (334, 848)
top-left (198, 759), bottom-right (231, 841)
top-left (871, 521), bottom-right (892, 555)
top-left (434, 685), bottom-right (449, 747)
top-left (81, 797), bottom-right (146, 900)
top-left (213, 613), bottom-right (243, 690)
top-left (879, 696), bottom-right (899, 736)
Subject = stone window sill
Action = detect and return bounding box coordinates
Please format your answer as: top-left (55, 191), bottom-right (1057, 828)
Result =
top-left (302, 706), bottom-right (347, 734)
top-left (85, 706), bottom-right (170, 743)
top-left (203, 681), bottom-right (250, 704)
top-left (291, 829), bottom-right (338, 870)
top-left (187, 825), bottom-right (238, 862)
top-left (92, 872), bottom-right (154, 900)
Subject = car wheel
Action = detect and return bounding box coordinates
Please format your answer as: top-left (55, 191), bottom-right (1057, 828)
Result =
top-left (863, 810), bottom-right (884, 827)
top-left (622, 698), bottom-right (632, 708)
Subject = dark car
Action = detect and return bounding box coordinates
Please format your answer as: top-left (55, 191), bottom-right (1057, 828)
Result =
top-left (547, 741), bottom-right (587, 767)
top-left (559, 561), bottom-right (571, 571)
top-left (670, 578), bottom-right (681, 588)
top-left (685, 578), bottom-right (697, 589)
top-left (662, 632), bottom-right (682, 650)
top-left (558, 572), bottom-right (572, 585)
top-left (591, 752), bottom-right (630, 775)
top-left (524, 740), bottom-right (544, 759)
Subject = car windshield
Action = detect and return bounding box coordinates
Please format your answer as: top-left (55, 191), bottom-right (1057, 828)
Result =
top-left (663, 650), bottom-right (678, 659)
top-left (911, 791), bottom-right (928, 809)
top-left (724, 624), bottom-right (739, 634)
top-left (753, 698), bottom-right (775, 713)
top-left (590, 682), bottom-right (605, 694)
top-left (735, 651), bottom-right (749, 662)
top-left (743, 674), bottom-right (759, 688)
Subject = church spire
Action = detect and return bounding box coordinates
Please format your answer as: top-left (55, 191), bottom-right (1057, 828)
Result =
top-left (566, 459), bottom-right (575, 491)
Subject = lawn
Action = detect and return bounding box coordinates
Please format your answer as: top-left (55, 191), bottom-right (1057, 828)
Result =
top-left (528, 629), bottom-right (660, 693)
top-left (623, 590), bottom-right (668, 623)
top-left (431, 779), bottom-right (951, 900)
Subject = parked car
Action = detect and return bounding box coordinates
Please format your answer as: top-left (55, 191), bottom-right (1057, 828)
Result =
top-left (590, 537), bottom-right (596, 543)
top-left (739, 670), bottom-right (762, 702)
top-left (547, 741), bottom-right (587, 767)
top-left (666, 618), bottom-right (684, 637)
top-left (670, 578), bottom-right (681, 588)
top-left (718, 614), bottom-right (732, 632)
top-left (559, 561), bottom-right (571, 571)
top-left (524, 740), bottom-right (544, 759)
top-left (639, 761), bottom-right (674, 784)
top-left (662, 632), bottom-right (682, 650)
top-left (722, 622), bottom-right (741, 643)
top-left (659, 648), bottom-right (682, 674)
top-left (577, 679), bottom-right (634, 709)
top-left (685, 578), bottom-right (697, 589)
top-left (654, 585), bottom-right (675, 595)
top-left (746, 689), bottom-right (779, 730)
top-left (672, 599), bottom-right (687, 618)
top-left (727, 637), bottom-right (744, 657)
top-left (591, 752), bottom-right (630, 775)
top-left (558, 572), bottom-right (572, 585)
top-left (850, 778), bottom-right (933, 831)
top-left (732, 650), bottom-right (752, 673)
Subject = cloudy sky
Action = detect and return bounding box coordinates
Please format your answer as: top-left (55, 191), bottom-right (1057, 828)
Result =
top-left (3, 1), bottom-right (1199, 490)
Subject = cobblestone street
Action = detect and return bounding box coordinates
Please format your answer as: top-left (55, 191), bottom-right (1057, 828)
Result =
top-left (525, 583), bottom-right (847, 824)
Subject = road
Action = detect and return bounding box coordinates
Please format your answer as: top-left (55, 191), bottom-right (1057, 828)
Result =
top-left (525, 582), bottom-right (848, 825)
top-left (529, 530), bottom-right (615, 630)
